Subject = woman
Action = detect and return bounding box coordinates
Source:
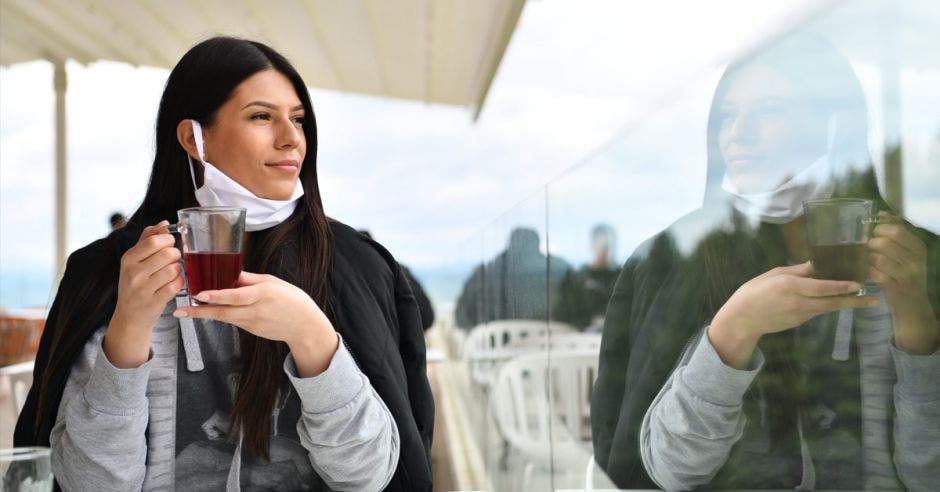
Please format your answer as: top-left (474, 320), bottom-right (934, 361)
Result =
top-left (14, 37), bottom-right (433, 491)
top-left (591, 34), bottom-right (939, 490)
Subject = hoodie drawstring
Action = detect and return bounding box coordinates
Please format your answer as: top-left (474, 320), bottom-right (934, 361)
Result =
top-left (176, 296), bottom-right (205, 372)
top-left (831, 308), bottom-right (854, 361)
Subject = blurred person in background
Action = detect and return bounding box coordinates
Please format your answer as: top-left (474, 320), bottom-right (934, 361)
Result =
top-left (109, 212), bottom-right (127, 231)
top-left (15, 36), bottom-right (433, 491)
top-left (454, 226), bottom-right (572, 329)
top-left (592, 33), bottom-right (939, 490)
top-left (359, 229), bottom-right (435, 331)
top-left (553, 223), bottom-right (620, 331)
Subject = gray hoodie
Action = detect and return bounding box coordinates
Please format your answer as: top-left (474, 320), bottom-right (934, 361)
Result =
top-left (641, 290), bottom-right (940, 491)
top-left (50, 297), bottom-right (399, 491)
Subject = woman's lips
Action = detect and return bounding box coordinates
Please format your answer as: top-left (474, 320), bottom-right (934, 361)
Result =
top-left (266, 160), bottom-right (299, 172)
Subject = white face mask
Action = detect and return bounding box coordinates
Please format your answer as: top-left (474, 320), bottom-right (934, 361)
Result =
top-left (721, 115), bottom-right (838, 225)
top-left (188, 120), bottom-right (304, 232)
top-left (721, 154), bottom-right (834, 224)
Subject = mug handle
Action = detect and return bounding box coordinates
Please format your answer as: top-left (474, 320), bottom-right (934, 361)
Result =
top-left (862, 214), bottom-right (882, 238)
top-left (166, 222), bottom-right (183, 235)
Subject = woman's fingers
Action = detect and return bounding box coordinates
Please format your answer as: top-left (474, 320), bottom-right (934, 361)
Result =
top-left (804, 294), bottom-right (880, 314)
top-left (869, 252), bottom-right (904, 283)
top-left (789, 276), bottom-right (863, 297)
top-left (138, 242), bottom-right (182, 277)
top-left (235, 271), bottom-right (270, 286)
top-left (761, 261), bottom-right (814, 280)
top-left (148, 262), bottom-right (183, 292)
top-left (155, 273), bottom-right (185, 299)
top-left (194, 284), bottom-right (263, 306)
top-left (124, 221), bottom-right (173, 263)
top-left (173, 304), bottom-right (245, 324)
top-left (872, 222), bottom-right (925, 256)
top-left (868, 235), bottom-right (919, 266)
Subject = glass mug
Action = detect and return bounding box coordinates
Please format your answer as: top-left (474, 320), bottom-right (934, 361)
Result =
top-left (802, 198), bottom-right (874, 295)
top-left (167, 207), bottom-right (247, 305)
top-left (0, 447), bottom-right (53, 492)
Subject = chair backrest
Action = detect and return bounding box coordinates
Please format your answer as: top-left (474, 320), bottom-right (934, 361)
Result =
top-left (513, 332), bottom-right (602, 353)
top-left (461, 319), bottom-right (577, 387)
top-left (0, 360), bottom-right (35, 417)
top-left (489, 349), bottom-right (598, 468)
top-left (549, 351), bottom-right (599, 445)
top-left (463, 320), bottom-right (577, 354)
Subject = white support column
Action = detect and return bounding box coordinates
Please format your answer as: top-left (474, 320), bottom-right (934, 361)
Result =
top-left (54, 59), bottom-right (68, 273)
top-left (880, 2), bottom-right (903, 213)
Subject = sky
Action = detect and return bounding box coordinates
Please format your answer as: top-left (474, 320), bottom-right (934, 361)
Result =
top-left (7, 0), bottom-right (938, 309)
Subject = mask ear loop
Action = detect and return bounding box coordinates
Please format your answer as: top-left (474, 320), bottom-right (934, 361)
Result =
top-left (825, 113), bottom-right (839, 154)
top-left (187, 120), bottom-right (206, 191)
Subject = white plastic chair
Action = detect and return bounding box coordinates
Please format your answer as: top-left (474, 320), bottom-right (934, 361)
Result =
top-left (1, 359), bottom-right (34, 416)
top-left (489, 349), bottom-right (597, 488)
top-left (462, 319), bottom-right (576, 388)
top-left (514, 332), bottom-right (602, 353)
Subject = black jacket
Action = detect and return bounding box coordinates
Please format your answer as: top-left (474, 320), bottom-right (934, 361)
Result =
top-left (15, 219), bottom-right (434, 491)
top-left (591, 191), bottom-right (940, 489)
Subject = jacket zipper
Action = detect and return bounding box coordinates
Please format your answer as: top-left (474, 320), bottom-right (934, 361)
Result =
top-left (342, 336), bottom-right (363, 371)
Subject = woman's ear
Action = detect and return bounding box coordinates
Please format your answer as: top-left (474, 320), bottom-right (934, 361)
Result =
top-left (177, 119), bottom-right (201, 161)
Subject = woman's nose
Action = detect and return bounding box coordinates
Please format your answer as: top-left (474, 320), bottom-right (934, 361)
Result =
top-left (276, 118), bottom-right (303, 149)
top-left (728, 113), bottom-right (759, 143)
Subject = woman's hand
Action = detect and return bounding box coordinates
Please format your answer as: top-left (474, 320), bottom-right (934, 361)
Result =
top-left (106, 221), bottom-right (185, 368)
top-left (173, 271), bottom-right (339, 376)
top-left (709, 262), bottom-right (879, 368)
top-left (869, 211), bottom-right (939, 354)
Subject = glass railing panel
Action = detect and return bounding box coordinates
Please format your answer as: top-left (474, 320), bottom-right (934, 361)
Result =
top-left (544, 72), bottom-right (720, 490)
top-left (568, 1), bottom-right (940, 490)
top-left (453, 190), bottom-right (555, 491)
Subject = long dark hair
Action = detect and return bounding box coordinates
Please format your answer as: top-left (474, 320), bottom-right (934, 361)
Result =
top-left (37, 36), bottom-right (332, 460)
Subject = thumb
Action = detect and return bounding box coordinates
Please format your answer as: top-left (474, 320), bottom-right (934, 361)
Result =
top-left (236, 271), bottom-right (268, 286)
top-left (139, 220), bottom-right (170, 240)
top-left (766, 261), bottom-right (814, 278)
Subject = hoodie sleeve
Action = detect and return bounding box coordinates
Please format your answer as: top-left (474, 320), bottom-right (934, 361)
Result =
top-left (640, 326), bottom-right (764, 491)
top-left (891, 341), bottom-right (940, 492)
top-left (49, 328), bottom-right (153, 491)
top-left (284, 334), bottom-right (400, 491)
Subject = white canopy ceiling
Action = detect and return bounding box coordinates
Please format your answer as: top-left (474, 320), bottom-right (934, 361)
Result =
top-left (0, 0), bottom-right (525, 274)
top-left (0, 0), bottom-right (526, 117)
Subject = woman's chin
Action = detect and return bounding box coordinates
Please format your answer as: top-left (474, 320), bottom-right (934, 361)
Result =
top-left (729, 172), bottom-right (791, 194)
top-left (253, 182), bottom-right (300, 201)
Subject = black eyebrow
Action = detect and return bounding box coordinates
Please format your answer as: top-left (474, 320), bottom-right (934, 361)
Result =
top-left (242, 101), bottom-right (305, 111)
top-left (720, 96), bottom-right (792, 109)
top-left (755, 96), bottom-right (790, 104)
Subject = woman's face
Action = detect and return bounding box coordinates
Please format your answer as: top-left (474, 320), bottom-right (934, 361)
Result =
top-left (199, 69), bottom-right (306, 200)
top-left (717, 64), bottom-right (827, 193)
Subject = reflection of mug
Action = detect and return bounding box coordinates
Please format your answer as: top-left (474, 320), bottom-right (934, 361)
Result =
top-left (0, 447), bottom-right (53, 491)
top-left (803, 198), bottom-right (873, 294)
top-left (167, 207), bottom-right (246, 305)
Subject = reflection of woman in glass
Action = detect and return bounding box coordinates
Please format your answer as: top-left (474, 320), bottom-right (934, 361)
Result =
top-left (592, 34), bottom-right (939, 490)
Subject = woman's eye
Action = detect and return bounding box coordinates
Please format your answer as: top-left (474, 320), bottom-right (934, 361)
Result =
top-left (754, 105), bottom-right (785, 118)
top-left (250, 113), bottom-right (271, 121)
top-left (292, 115), bottom-right (305, 125)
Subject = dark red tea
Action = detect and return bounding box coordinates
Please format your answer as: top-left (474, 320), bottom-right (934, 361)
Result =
top-left (184, 252), bottom-right (243, 296)
top-left (809, 242), bottom-right (868, 284)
